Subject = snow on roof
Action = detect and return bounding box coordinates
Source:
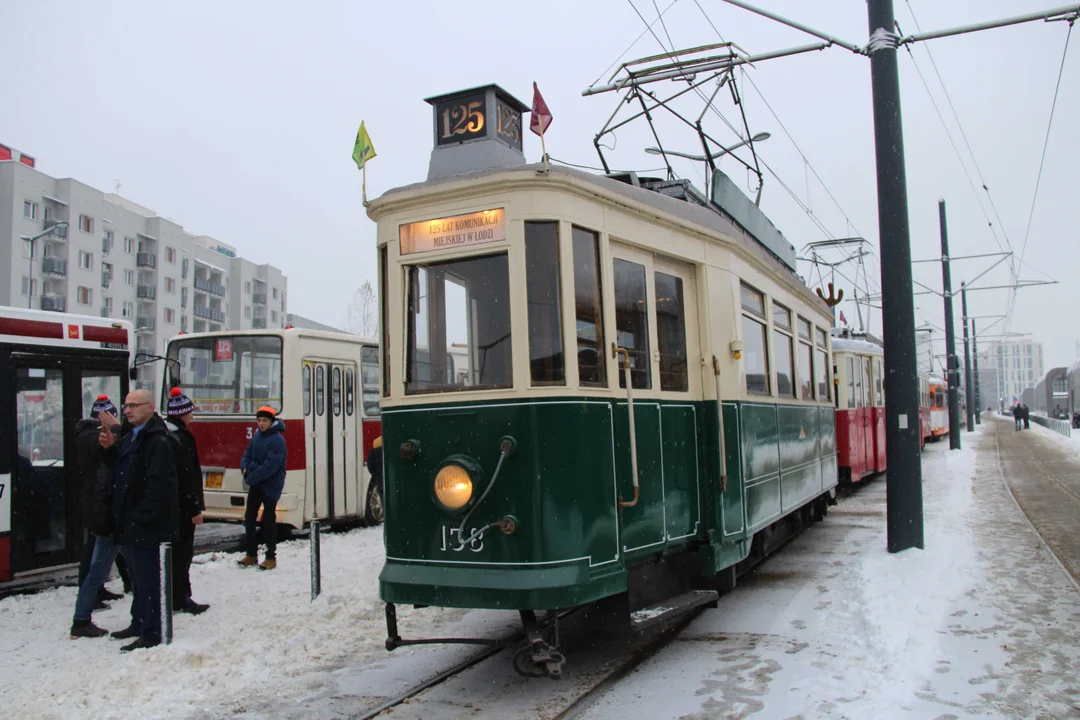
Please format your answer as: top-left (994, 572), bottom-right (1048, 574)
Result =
top-left (830, 336), bottom-right (884, 356)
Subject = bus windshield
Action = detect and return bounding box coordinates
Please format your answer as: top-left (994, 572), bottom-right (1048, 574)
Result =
top-left (167, 335), bottom-right (283, 414)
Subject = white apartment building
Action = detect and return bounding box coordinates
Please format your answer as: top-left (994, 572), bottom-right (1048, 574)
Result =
top-left (978, 339), bottom-right (1045, 406)
top-left (1, 146), bottom-right (288, 396)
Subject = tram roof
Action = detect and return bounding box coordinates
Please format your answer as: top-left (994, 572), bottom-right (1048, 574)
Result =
top-left (371, 163), bottom-right (829, 314)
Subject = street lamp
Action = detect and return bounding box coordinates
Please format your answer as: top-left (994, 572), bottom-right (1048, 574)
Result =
top-left (21, 221), bottom-right (69, 310)
top-left (645, 132), bottom-right (771, 161)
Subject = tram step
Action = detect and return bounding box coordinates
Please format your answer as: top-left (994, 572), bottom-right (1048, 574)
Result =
top-left (630, 589), bottom-right (719, 632)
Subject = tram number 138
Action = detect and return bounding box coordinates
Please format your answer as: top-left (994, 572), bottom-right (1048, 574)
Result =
top-left (439, 525), bottom-right (484, 553)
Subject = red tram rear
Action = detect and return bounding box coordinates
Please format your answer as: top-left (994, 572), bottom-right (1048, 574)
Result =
top-left (831, 330), bottom-right (886, 483)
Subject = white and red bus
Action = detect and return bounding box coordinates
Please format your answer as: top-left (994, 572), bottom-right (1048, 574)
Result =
top-left (831, 330), bottom-right (886, 483)
top-left (162, 328), bottom-right (382, 530)
top-left (928, 375), bottom-right (948, 439)
top-left (0, 307), bottom-right (133, 587)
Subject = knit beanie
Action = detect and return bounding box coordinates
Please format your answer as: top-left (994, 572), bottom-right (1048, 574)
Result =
top-left (167, 387), bottom-right (195, 417)
top-left (90, 394), bottom-right (117, 419)
top-left (256, 405), bottom-right (277, 421)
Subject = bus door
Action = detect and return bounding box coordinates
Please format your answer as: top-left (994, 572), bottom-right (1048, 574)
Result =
top-left (303, 360), bottom-right (358, 522)
top-left (7, 357), bottom-right (125, 575)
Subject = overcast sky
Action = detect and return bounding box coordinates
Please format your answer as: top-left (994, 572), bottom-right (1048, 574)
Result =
top-left (2, 0), bottom-right (1075, 370)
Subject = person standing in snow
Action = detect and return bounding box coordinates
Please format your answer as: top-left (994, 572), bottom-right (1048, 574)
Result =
top-left (1014, 402), bottom-right (1023, 431)
top-left (97, 389), bottom-right (178, 652)
top-left (164, 388), bottom-right (210, 615)
top-left (1022, 404), bottom-right (1031, 430)
top-left (238, 406), bottom-right (287, 570)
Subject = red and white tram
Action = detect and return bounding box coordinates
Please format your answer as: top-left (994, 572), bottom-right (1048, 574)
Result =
top-left (162, 327), bottom-right (383, 530)
top-left (927, 375), bottom-right (949, 439)
top-left (831, 329), bottom-right (886, 483)
top-left (0, 307), bottom-right (133, 587)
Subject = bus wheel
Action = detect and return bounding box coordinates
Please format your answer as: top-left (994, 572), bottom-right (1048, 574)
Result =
top-left (364, 478), bottom-right (384, 526)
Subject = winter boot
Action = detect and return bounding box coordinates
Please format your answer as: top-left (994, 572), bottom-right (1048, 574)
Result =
top-left (258, 558), bottom-right (277, 570)
top-left (120, 637), bottom-right (160, 653)
top-left (97, 587), bottom-right (123, 602)
top-left (70, 621), bottom-right (109, 639)
top-left (110, 624), bottom-right (139, 640)
top-left (237, 555), bottom-right (258, 567)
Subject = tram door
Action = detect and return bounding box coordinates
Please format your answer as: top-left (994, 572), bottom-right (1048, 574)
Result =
top-left (303, 360), bottom-right (359, 522)
top-left (862, 358), bottom-right (874, 472)
top-left (8, 358), bottom-right (125, 575)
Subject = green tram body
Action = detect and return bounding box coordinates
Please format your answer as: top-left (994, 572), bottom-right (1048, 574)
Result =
top-left (368, 164), bottom-right (838, 613)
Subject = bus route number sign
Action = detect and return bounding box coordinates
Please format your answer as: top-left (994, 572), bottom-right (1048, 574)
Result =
top-left (213, 339), bottom-right (233, 362)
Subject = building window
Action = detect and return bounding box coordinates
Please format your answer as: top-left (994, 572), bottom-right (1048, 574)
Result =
top-left (23, 239), bottom-right (34, 258)
top-left (181, 258), bottom-right (189, 279)
top-left (79, 250), bottom-right (94, 270)
top-left (524, 221), bottom-right (564, 386)
top-left (23, 200), bottom-right (38, 220)
top-left (79, 215), bottom-right (93, 234)
top-left (122, 301), bottom-right (133, 318)
top-left (165, 308), bottom-right (175, 324)
top-left (797, 317), bottom-right (813, 400)
top-left (741, 283), bottom-right (769, 394)
top-left (245, 281), bottom-right (251, 294)
top-left (773, 302), bottom-right (795, 397)
top-left (125, 270), bottom-right (135, 285)
top-left (271, 310), bottom-right (278, 323)
top-left (77, 286), bottom-right (93, 305)
top-left (272, 288), bottom-right (278, 299)
top-left (655, 271), bottom-right (688, 392)
top-left (244, 306), bottom-right (251, 319)
top-left (102, 296), bottom-right (113, 315)
top-left (181, 315), bottom-right (188, 332)
top-left (166, 277), bottom-right (176, 293)
top-left (166, 247), bottom-right (176, 263)
top-left (21, 277), bottom-right (37, 297)
top-left (124, 236), bottom-right (135, 254)
top-left (102, 230), bottom-right (114, 254)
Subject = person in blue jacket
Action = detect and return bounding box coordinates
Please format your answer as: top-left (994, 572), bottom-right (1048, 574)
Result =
top-left (238, 406), bottom-right (287, 570)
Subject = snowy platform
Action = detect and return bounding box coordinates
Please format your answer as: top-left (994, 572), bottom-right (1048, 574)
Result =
top-left (3, 421), bottom-right (1080, 719)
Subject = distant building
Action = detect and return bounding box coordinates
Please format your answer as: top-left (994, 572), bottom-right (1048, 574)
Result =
top-left (978, 339), bottom-right (1044, 407)
top-left (1, 145), bottom-right (287, 396)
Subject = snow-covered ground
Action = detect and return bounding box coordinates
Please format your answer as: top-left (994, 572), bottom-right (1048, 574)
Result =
top-left (4, 422), bottom-right (1080, 719)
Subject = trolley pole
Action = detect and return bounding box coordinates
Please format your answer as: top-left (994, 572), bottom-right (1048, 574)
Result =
top-left (868, 0), bottom-right (923, 552)
top-left (961, 283), bottom-right (975, 431)
top-left (939, 200), bottom-right (961, 450)
top-left (972, 319), bottom-right (982, 425)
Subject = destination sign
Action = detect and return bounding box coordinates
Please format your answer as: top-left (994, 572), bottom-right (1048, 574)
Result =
top-left (399, 209), bottom-right (506, 255)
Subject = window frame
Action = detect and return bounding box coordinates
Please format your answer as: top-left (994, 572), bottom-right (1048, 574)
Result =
top-left (79, 214), bottom-right (93, 234)
top-left (771, 301), bottom-right (796, 398)
top-left (740, 282), bottom-right (770, 395)
top-left (571, 226), bottom-right (607, 388)
top-left (523, 220), bottom-right (565, 386)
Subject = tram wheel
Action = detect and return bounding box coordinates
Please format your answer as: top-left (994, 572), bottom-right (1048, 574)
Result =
top-left (364, 478), bottom-right (384, 526)
top-left (512, 645), bottom-right (551, 678)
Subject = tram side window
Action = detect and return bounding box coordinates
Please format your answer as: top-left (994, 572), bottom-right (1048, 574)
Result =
top-left (524, 221), bottom-right (565, 385)
top-left (572, 227), bottom-right (606, 387)
top-left (406, 253), bottom-right (512, 393)
top-left (741, 283), bottom-right (770, 395)
top-left (875, 359), bottom-right (883, 406)
top-left (863, 358), bottom-right (872, 407)
top-left (816, 328), bottom-right (830, 401)
top-left (614, 258), bottom-right (651, 390)
top-left (379, 246), bottom-right (389, 397)
top-left (360, 346), bottom-right (381, 415)
top-left (773, 302), bottom-right (795, 398)
top-left (846, 357), bottom-right (856, 409)
top-left (797, 318), bottom-right (813, 400)
top-left (654, 271), bottom-right (688, 392)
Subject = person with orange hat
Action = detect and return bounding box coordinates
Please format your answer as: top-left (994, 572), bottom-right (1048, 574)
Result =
top-left (237, 406), bottom-right (287, 569)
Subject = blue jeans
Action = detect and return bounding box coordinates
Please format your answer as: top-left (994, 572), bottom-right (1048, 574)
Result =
top-left (73, 535), bottom-right (119, 623)
top-left (121, 545), bottom-right (162, 643)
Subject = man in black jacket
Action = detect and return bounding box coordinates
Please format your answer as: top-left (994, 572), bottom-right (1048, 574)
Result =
top-left (97, 389), bottom-right (178, 652)
top-left (165, 387), bottom-right (209, 615)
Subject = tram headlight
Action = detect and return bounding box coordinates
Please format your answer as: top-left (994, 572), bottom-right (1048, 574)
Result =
top-left (434, 464), bottom-right (474, 510)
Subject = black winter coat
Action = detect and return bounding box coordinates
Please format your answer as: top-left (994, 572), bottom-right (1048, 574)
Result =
top-left (166, 416), bottom-right (205, 520)
top-left (97, 414), bottom-right (179, 545)
top-left (74, 419), bottom-right (103, 523)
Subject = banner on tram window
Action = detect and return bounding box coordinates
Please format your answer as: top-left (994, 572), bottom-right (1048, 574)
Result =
top-left (213, 338), bottom-right (233, 362)
top-left (398, 208), bottom-right (505, 255)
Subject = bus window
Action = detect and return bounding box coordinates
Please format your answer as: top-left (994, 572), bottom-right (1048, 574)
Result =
top-left (15, 367), bottom-right (66, 554)
top-left (332, 367), bottom-right (342, 417)
top-left (345, 368), bottom-right (354, 416)
top-left (360, 346), bottom-right (381, 416)
top-left (316, 366), bottom-right (325, 416)
top-left (302, 365), bottom-right (312, 416)
top-left (167, 334), bottom-right (283, 415)
top-left (80, 370), bottom-right (122, 418)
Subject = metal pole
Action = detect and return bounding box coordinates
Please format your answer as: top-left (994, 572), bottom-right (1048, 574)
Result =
top-left (160, 541), bottom-right (173, 645)
top-left (27, 237), bottom-right (34, 309)
top-left (939, 200), bottom-right (961, 450)
top-left (961, 283), bottom-right (975, 431)
top-left (310, 518), bottom-right (322, 601)
top-left (867, 0), bottom-right (923, 553)
top-left (972, 319), bottom-right (982, 424)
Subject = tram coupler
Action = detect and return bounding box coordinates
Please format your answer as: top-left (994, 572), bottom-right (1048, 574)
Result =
top-left (513, 610), bottom-right (566, 679)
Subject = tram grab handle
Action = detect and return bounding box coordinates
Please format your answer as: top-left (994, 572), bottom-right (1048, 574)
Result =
top-left (613, 343), bottom-right (640, 508)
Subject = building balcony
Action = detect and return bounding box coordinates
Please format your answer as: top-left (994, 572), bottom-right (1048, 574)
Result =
top-left (252, 318), bottom-right (267, 329)
top-left (193, 306), bottom-right (225, 323)
top-left (101, 271), bottom-right (112, 289)
top-left (252, 292), bottom-right (267, 305)
top-left (41, 295), bottom-right (66, 312)
top-left (41, 257), bottom-right (66, 277)
top-left (136, 252), bottom-right (156, 269)
top-left (136, 318), bottom-right (155, 333)
top-left (44, 219), bottom-right (68, 240)
top-left (194, 278), bottom-right (226, 297)
top-left (137, 285), bottom-right (157, 300)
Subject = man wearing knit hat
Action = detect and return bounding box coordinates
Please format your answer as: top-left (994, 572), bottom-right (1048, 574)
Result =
top-left (165, 388), bottom-right (210, 615)
top-left (238, 406), bottom-right (287, 569)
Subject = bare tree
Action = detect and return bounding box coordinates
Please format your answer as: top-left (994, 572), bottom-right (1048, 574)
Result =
top-left (345, 281), bottom-right (378, 337)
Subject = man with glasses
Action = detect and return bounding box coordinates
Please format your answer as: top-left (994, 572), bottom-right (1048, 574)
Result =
top-left (96, 389), bottom-right (178, 652)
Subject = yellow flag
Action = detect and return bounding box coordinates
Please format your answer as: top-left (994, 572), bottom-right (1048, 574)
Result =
top-left (352, 121), bottom-right (376, 170)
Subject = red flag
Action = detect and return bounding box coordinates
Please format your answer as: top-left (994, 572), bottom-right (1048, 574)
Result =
top-left (839, 310), bottom-right (848, 325)
top-left (530, 82), bottom-right (552, 137)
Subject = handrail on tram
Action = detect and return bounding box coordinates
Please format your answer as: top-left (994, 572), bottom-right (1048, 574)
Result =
top-left (613, 344), bottom-right (640, 509)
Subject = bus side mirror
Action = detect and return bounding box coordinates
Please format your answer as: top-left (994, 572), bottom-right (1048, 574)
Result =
top-left (129, 366), bottom-right (138, 381)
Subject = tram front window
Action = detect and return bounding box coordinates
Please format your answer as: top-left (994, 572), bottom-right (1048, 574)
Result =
top-left (167, 335), bottom-right (283, 414)
top-left (406, 253), bottom-right (512, 393)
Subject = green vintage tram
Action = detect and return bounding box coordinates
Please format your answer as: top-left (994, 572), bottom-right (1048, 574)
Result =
top-left (367, 85), bottom-right (838, 677)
